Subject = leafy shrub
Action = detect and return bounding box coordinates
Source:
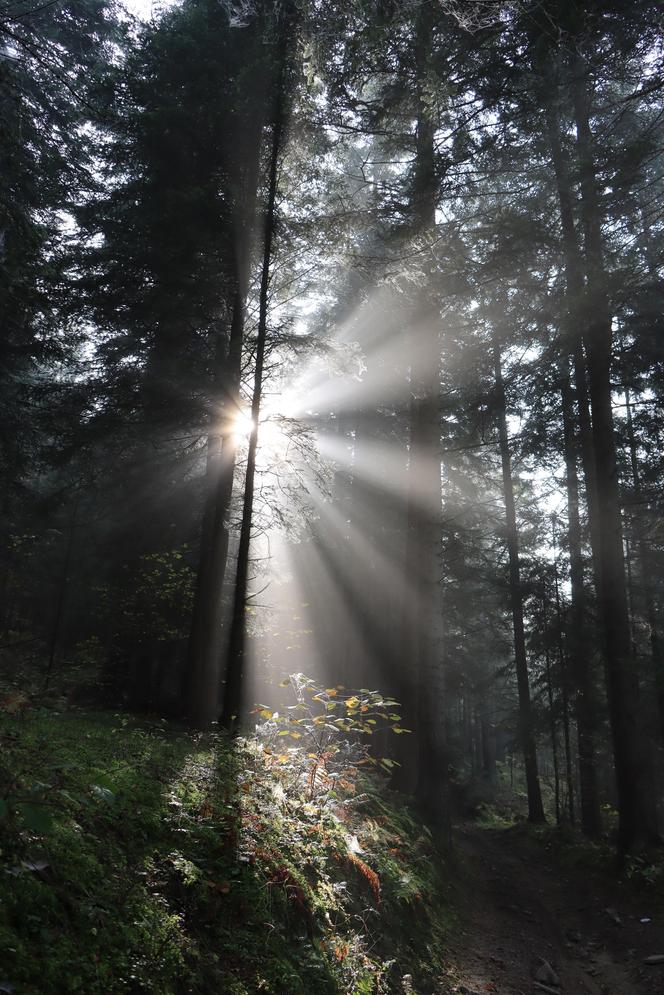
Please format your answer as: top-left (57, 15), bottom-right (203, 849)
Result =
top-left (0, 683), bottom-right (450, 994)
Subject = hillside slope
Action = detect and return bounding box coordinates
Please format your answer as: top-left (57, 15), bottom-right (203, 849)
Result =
top-left (0, 705), bottom-right (453, 995)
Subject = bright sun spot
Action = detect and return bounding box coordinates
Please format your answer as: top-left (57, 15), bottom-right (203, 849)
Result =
top-left (230, 400), bottom-right (295, 464)
top-left (231, 409), bottom-right (256, 444)
top-left (229, 386), bottom-right (304, 457)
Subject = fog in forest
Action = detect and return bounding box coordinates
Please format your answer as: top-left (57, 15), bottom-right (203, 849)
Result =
top-left (2, 0), bottom-right (664, 992)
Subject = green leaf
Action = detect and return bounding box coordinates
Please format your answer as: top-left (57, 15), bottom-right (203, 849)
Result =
top-left (90, 784), bottom-right (116, 804)
top-left (17, 803), bottom-right (55, 834)
top-left (89, 772), bottom-right (117, 792)
top-left (0, 799), bottom-right (8, 820)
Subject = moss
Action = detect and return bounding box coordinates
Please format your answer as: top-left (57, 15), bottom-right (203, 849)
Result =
top-left (0, 707), bottom-right (453, 993)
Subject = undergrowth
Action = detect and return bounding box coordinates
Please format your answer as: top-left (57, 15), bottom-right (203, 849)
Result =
top-left (0, 691), bottom-right (453, 994)
top-left (522, 819), bottom-right (664, 888)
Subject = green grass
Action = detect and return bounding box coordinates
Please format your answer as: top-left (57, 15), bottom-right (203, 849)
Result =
top-left (0, 705), bottom-right (454, 994)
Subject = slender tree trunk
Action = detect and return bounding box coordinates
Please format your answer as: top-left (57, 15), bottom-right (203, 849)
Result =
top-left (493, 335), bottom-right (545, 823)
top-left (544, 641), bottom-right (561, 825)
top-left (553, 552), bottom-right (576, 825)
top-left (184, 10), bottom-right (269, 727)
top-left (559, 358), bottom-right (599, 832)
top-left (44, 497), bottom-right (78, 690)
top-left (480, 704), bottom-right (497, 784)
top-left (624, 532), bottom-right (639, 660)
top-left (186, 290), bottom-right (244, 726)
top-left (544, 95), bottom-right (603, 591)
top-left (623, 380), bottom-right (664, 743)
top-left (220, 25), bottom-right (289, 731)
top-left (544, 91), bottom-right (603, 837)
top-left (633, 204), bottom-right (664, 741)
top-left (571, 53), bottom-right (659, 851)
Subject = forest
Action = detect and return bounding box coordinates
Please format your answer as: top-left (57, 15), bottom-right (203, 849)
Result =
top-left (1, 0), bottom-right (663, 992)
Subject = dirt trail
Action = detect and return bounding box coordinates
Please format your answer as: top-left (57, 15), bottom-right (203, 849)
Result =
top-left (437, 824), bottom-right (664, 995)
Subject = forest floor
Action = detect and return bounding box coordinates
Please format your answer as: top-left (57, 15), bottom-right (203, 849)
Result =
top-left (2, 698), bottom-right (664, 995)
top-left (438, 822), bottom-right (664, 995)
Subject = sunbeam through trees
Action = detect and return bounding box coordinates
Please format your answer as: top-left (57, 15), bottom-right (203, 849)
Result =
top-left (1, 0), bottom-right (664, 992)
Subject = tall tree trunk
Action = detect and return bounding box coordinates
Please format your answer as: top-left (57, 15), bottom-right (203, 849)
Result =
top-left (184, 13), bottom-right (268, 727)
top-left (571, 53), bottom-right (659, 851)
top-left (493, 335), bottom-right (545, 823)
top-left (559, 359), bottom-right (599, 832)
top-left (221, 22), bottom-right (290, 731)
top-left (544, 92), bottom-right (602, 836)
top-left (185, 289), bottom-right (245, 726)
top-left (544, 95), bottom-right (603, 590)
top-left (400, 0), bottom-right (448, 834)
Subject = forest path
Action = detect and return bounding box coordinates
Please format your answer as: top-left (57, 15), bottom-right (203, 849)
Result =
top-left (437, 823), bottom-right (664, 995)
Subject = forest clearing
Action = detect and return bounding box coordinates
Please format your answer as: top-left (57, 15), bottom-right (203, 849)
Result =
top-left (1, 0), bottom-right (664, 991)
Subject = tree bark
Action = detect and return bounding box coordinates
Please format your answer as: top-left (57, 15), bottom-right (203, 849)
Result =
top-left (184, 12), bottom-right (269, 728)
top-left (544, 638), bottom-right (561, 825)
top-left (623, 377), bottom-right (664, 744)
top-left (493, 334), bottom-right (545, 823)
top-left (544, 91), bottom-right (602, 836)
top-left (553, 552), bottom-right (576, 825)
top-left (185, 290), bottom-right (244, 726)
top-left (401, 0), bottom-right (449, 835)
top-left (571, 52), bottom-right (659, 851)
top-left (221, 20), bottom-right (290, 731)
top-left (558, 358), bottom-right (598, 832)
